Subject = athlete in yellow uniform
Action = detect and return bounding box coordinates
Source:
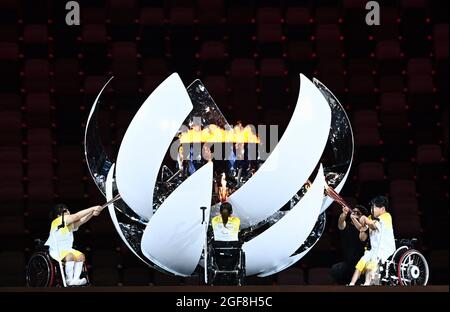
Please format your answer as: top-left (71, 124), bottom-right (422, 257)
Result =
top-left (349, 196), bottom-right (396, 285)
top-left (45, 203), bottom-right (102, 286)
top-left (211, 202), bottom-right (240, 242)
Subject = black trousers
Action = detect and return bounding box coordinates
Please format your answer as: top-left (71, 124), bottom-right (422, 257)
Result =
top-left (330, 261), bottom-right (354, 285)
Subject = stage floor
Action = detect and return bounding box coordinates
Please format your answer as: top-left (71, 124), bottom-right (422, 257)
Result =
top-left (1, 285), bottom-right (448, 292)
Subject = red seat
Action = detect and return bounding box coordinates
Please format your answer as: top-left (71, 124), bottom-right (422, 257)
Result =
top-left (257, 8), bottom-right (282, 44)
top-left (24, 59), bottom-right (50, 92)
top-left (353, 110), bottom-right (379, 129)
top-left (391, 198), bottom-right (420, 217)
top-left (416, 144), bottom-right (443, 164)
top-left (315, 7), bottom-right (339, 23)
top-left (25, 93), bottom-right (51, 128)
top-left (349, 75), bottom-right (375, 95)
top-left (27, 128), bottom-right (52, 146)
top-left (379, 92), bottom-right (408, 130)
top-left (0, 111), bottom-right (21, 147)
top-left (139, 7), bottom-right (164, 25)
top-left (286, 41), bottom-right (313, 61)
top-left (197, 0), bottom-right (224, 25)
top-left (407, 58), bottom-right (433, 76)
top-left (390, 180), bottom-right (417, 199)
top-left (358, 162), bottom-right (385, 182)
top-left (169, 7), bottom-right (194, 25)
top-left (199, 41), bottom-right (227, 59)
top-left (82, 24), bottom-right (107, 44)
top-left (204, 75), bottom-right (228, 101)
top-left (56, 146), bottom-right (84, 200)
top-left (23, 24), bottom-right (48, 44)
top-left (84, 76), bottom-right (108, 94)
top-left (388, 162), bottom-right (415, 180)
top-left (433, 24), bottom-right (449, 60)
top-left (53, 59), bottom-right (81, 94)
top-left (0, 93), bottom-right (20, 110)
top-left (108, 0), bottom-right (136, 25)
top-left (285, 7), bottom-right (310, 25)
top-left (408, 75), bottom-right (434, 94)
top-left (348, 58), bottom-right (375, 76)
top-left (376, 40), bottom-right (402, 60)
top-left (379, 75), bottom-right (405, 92)
top-left (394, 215), bottom-right (422, 237)
top-left (0, 42), bottom-right (19, 60)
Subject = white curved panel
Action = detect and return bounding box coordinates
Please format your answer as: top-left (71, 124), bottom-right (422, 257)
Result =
top-left (105, 163), bottom-right (151, 266)
top-left (258, 246), bottom-right (312, 277)
top-left (228, 74), bottom-right (331, 228)
top-left (115, 73), bottom-right (193, 220)
top-left (140, 162), bottom-right (213, 276)
top-left (259, 198), bottom-right (330, 277)
top-left (85, 76), bottom-right (114, 142)
top-left (243, 165), bottom-right (326, 276)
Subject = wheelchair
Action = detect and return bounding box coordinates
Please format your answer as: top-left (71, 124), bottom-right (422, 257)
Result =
top-left (206, 240), bottom-right (246, 286)
top-left (374, 238), bottom-right (429, 286)
top-left (26, 240), bottom-right (89, 287)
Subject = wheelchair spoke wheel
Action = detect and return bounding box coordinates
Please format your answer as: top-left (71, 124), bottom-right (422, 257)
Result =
top-left (397, 249), bottom-right (429, 286)
top-left (26, 252), bottom-right (55, 287)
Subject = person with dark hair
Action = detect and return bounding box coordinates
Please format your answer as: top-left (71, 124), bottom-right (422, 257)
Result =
top-left (331, 204), bottom-right (370, 284)
top-left (45, 203), bottom-right (103, 286)
top-left (211, 202), bottom-right (240, 242)
top-left (349, 195), bottom-right (396, 286)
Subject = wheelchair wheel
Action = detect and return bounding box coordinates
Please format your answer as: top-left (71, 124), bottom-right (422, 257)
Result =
top-left (26, 251), bottom-right (56, 287)
top-left (397, 249), bottom-right (429, 286)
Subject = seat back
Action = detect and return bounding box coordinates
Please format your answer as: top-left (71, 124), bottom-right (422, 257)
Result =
top-left (211, 241), bottom-right (242, 271)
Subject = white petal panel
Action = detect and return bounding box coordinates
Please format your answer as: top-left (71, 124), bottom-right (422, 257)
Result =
top-left (105, 163), bottom-right (151, 266)
top-left (243, 165), bottom-right (326, 276)
top-left (140, 162), bottom-right (213, 276)
top-left (228, 74), bottom-right (331, 228)
top-left (115, 73), bottom-right (193, 220)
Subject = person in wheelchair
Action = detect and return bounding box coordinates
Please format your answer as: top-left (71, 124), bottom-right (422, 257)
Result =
top-left (211, 202), bottom-right (240, 243)
top-left (44, 203), bottom-right (103, 286)
top-left (209, 202), bottom-right (244, 285)
top-left (349, 196), bottom-right (396, 286)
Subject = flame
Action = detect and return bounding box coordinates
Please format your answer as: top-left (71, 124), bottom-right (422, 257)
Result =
top-left (179, 124), bottom-right (260, 143)
top-left (218, 173), bottom-right (228, 202)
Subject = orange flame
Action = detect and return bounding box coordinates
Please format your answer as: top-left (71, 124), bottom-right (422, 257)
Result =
top-left (218, 173), bottom-right (228, 202)
top-left (179, 124), bottom-right (260, 143)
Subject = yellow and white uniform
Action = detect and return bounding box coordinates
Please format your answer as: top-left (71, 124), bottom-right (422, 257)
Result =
top-left (211, 215), bottom-right (240, 241)
top-left (355, 212), bottom-right (396, 272)
top-left (45, 216), bottom-right (82, 262)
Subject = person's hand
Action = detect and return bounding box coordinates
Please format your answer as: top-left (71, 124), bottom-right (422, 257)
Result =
top-left (92, 205), bottom-right (102, 216)
top-left (342, 206), bottom-right (350, 215)
top-left (359, 215), bottom-right (367, 225)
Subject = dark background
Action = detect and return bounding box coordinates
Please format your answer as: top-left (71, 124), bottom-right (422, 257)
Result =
top-left (0, 0), bottom-right (448, 286)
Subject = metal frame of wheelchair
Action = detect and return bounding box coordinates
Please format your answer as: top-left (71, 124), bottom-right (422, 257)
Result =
top-left (26, 240), bottom-right (89, 287)
top-left (206, 242), bottom-right (246, 286)
top-left (375, 239), bottom-right (429, 286)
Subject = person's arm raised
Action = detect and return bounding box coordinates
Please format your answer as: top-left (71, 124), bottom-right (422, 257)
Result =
top-left (64, 206), bottom-right (99, 226)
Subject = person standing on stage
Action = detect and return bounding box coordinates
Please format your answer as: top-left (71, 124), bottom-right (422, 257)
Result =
top-left (331, 204), bottom-right (369, 284)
